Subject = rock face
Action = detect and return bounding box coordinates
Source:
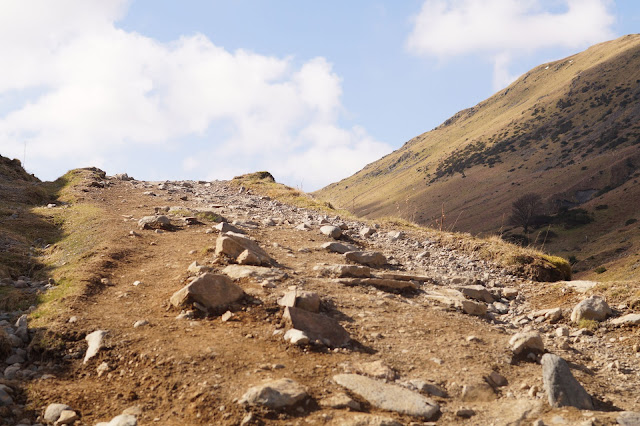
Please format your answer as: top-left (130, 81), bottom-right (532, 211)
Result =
top-left (170, 273), bottom-right (244, 311)
top-left (333, 374), bottom-right (439, 419)
top-left (541, 353), bottom-right (593, 410)
top-left (283, 307), bottom-right (350, 347)
top-left (239, 378), bottom-right (308, 409)
top-left (215, 232), bottom-right (274, 266)
top-left (570, 295), bottom-right (611, 323)
top-left (345, 251), bottom-right (387, 267)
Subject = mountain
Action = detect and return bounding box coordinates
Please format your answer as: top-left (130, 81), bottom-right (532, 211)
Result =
top-left (316, 34), bottom-right (640, 280)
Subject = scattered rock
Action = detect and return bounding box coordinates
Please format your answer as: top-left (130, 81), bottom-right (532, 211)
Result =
top-left (611, 313), bottom-right (640, 326)
top-left (570, 295), bottom-right (611, 323)
top-left (170, 273), bottom-right (244, 312)
top-left (320, 393), bottom-right (361, 411)
top-left (354, 360), bottom-right (398, 381)
top-left (509, 332), bottom-right (544, 356)
top-left (345, 251), bottom-right (387, 267)
top-left (456, 408), bottom-right (476, 418)
top-left (44, 404), bottom-right (72, 424)
top-left (239, 378), bottom-right (308, 409)
top-left (322, 242), bottom-right (359, 254)
top-left (278, 290), bottom-right (321, 313)
top-left (84, 330), bottom-right (107, 364)
top-left (215, 232), bottom-right (274, 266)
top-left (541, 353), bottom-right (593, 410)
top-left (359, 227), bottom-right (375, 238)
top-left (405, 380), bottom-right (448, 398)
top-left (333, 374), bottom-right (439, 418)
top-left (214, 222), bottom-right (245, 234)
top-left (455, 299), bottom-right (487, 316)
top-left (458, 285), bottom-right (495, 303)
top-left (283, 307), bottom-right (350, 347)
top-left (54, 410), bottom-right (79, 425)
top-left (187, 261), bottom-right (213, 275)
top-left (137, 215), bottom-right (172, 230)
top-left (461, 383), bottom-right (496, 402)
top-left (320, 225), bottom-right (342, 239)
top-left (0, 388), bottom-right (13, 406)
top-left (284, 329), bottom-right (310, 346)
top-left (486, 371), bottom-right (508, 388)
top-left (314, 264), bottom-right (371, 278)
top-left (330, 414), bottom-right (401, 426)
top-left (95, 414), bottom-right (138, 426)
top-left (222, 264), bottom-right (284, 280)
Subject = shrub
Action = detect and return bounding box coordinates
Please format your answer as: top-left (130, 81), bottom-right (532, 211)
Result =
top-left (625, 218), bottom-right (638, 226)
top-left (595, 266), bottom-right (607, 274)
top-left (578, 319), bottom-right (599, 331)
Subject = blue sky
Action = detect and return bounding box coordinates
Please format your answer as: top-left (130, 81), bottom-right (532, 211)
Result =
top-left (0, 1), bottom-right (638, 190)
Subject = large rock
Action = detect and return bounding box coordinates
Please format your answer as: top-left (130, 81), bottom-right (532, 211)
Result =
top-left (611, 313), bottom-right (640, 326)
top-left (320, 225), bottom-right (342, 239)
top-left (238, 378), bottom-right (308, 409)
top-left (322, 242), bottom-right (359, 254)
top-left (44, 403), bottom-right (72, 423)
top-left (333, 374), bottom-right (439, 419)
top-left (84, 330), bottom-right (107, 364)
top-left (314, 264), bottom-right (371, 278)
top-left (138, 215), bottom-right (172, 230)
top-left (345, 251), bottom-right (387, 267)
top-left (278, 290), bottom-right (321, 313)
top-left (170, 273), bottom-right (244, 311)
top-left (570, 295), bottom-right (611, 323)
top-left (541, 353), bottom-right (593, 410)
top-left (215, 232), bottom-right (273, 266)
top-left (509, 332), bottom-right (544, 356)
top-left (283, 307), bottom-right (350, 347)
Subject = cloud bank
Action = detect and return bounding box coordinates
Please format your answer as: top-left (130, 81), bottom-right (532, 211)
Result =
top-left (0, 0), bottom-right (391, 190)
top-left (407, 0), bottom-right (615, 89)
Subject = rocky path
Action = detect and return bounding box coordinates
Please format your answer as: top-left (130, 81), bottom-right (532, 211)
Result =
top-left (1, 175), bottom-right (640, 425)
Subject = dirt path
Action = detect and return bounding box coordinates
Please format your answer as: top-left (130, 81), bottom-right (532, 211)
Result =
top-left (3, 176), bottom-right (640, 425)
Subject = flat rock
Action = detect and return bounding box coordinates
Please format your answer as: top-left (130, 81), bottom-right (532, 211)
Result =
top-left (611, 313), bottom-right (640, 326)
top-left (458, 285), bottom-right (495, 303)
top-left (334, 374), bottom-right (439, 418)
top-left (239, 378), bottom-right (308, 409)
top-left (322, 242), bottom-right (359, 254)
top-left (284, 307), bottom-right (350, 347)
top-left (314, 264), bottom-right (371, 278)
top-left (170, 273), bottom-right (244, 312)
top-left (222, 264), bottom-right (284, 280)
top-left (570, 295), bottom-right (611, 323)
top-left (137, 215), bottom-right (171, 230)
top-left (345, 251), bottom-right (387, 267)
top-left (337, 278), bottom-right (417, 292)
top-left (84, 330), bottom-right (107, 364)
top-left (320, 225), bottom-right (342, 239)
top-left (330, 414), bottom-right (402, 426)
top-left (509, 331), bottom-right (544, 355)
top-left (278, 290), bottom-right (321, 313)
top-left (541, 353), bottom-right (593, 410)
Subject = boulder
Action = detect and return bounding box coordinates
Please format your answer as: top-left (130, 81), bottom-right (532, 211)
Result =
top-left (170, 273), bottom-right (244, 312)
top-left (44, 404), bottom-right (72, 423)
top-left (283, 307), bottom-right (350, 347)
top-left (320, 225), bottom-right (342, 239)
top-left (239, 378), bottom-right (308, 409)
top-left (570, 295), bottom-right (611, 323)
top-left (333, 374), bottom-right (439, 419)
top-left (541, 353), bottom-right (593, 410)
top-left (214, 232), bottom-right (273, 266)
top-left (345, 251), bottom-right (387, 267)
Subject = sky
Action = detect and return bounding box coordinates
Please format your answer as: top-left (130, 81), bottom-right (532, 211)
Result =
top-left (0, 1), bottom-right (638, 190)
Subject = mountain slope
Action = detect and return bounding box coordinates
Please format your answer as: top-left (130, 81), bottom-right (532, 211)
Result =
top-left (316, 34), bottom-right (640, 279)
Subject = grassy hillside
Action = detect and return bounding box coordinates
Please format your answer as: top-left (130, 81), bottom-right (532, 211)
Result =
top-left (316, 34), bottom-right (640, 280)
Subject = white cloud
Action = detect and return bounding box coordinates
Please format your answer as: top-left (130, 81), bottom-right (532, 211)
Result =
top-left (407, 0), bottom-right (615, 89)
top-left (0, 1), bottom-right (390, 190)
